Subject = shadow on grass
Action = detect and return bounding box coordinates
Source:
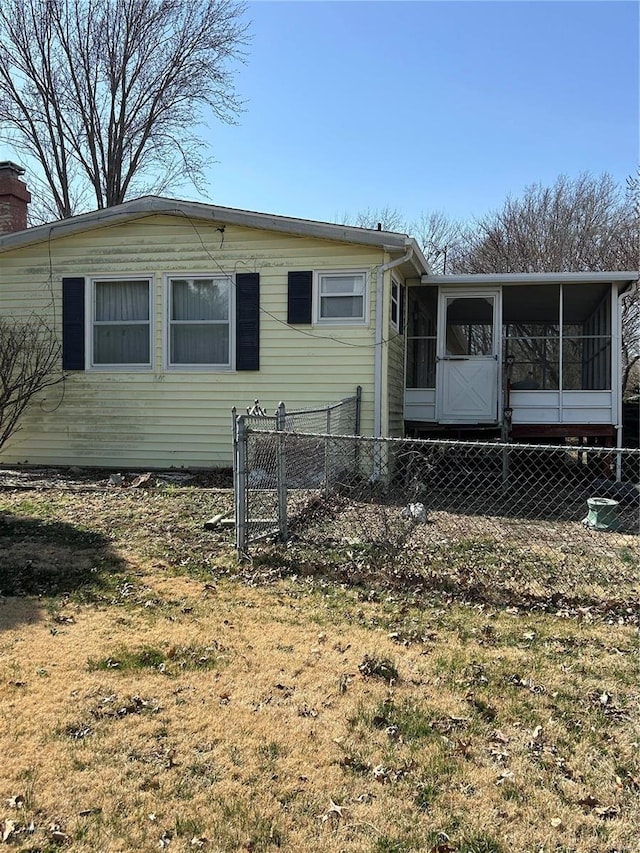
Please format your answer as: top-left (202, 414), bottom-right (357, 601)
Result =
top-left (0, 510), bottom-right (127, 601)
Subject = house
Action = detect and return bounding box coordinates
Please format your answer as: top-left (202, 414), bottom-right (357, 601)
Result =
top-left (0, 162), bottom-right (426, 468)
top-left (0, 162), bottom-right (636, 469)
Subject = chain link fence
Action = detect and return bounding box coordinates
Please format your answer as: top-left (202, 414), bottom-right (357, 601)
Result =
top-left (232, 389), bottom-right (361, 550)
top-left (234, 428), bottom-right (639, 616)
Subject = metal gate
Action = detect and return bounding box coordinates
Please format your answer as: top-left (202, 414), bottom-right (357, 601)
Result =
top-left (233, 389), bottom-right (361, 554)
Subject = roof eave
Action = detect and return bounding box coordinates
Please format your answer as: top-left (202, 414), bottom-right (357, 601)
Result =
top-left (0, 196), bottom-right (415, 254)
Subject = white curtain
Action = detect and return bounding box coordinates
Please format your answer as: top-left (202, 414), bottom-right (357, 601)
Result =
top-left (94, 280), bottom-right (150, 365)
top-left (170, 278), bottom-right (230, 365)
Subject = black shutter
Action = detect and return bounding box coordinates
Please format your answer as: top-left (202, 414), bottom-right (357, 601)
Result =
top-left (287, 271), bottom-right (312, 324)
top-left (236, 272), bottom-right (260, 371)
top-left (62, 277), bottom-right (85, 370)
top-left (399, 284), bottom-right (406, 333)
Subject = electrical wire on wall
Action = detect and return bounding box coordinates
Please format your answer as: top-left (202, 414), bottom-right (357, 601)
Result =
top-left (180, 211), bottom-right (405, 350)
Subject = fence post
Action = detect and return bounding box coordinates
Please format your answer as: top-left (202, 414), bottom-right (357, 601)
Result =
top-left (235, 415), bottom-right (249, 557)
top-left (276, 401), bottom-right (288, 542)
top-left (324, 406), bottom-right (332, 497)
top-left (353, 386), bottom-right (362, 473)
top-left (231, 406), bottom-right (238, 483)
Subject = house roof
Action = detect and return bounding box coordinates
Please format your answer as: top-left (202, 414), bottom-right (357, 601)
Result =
top-left (0, 194), bottom-right (430, 273)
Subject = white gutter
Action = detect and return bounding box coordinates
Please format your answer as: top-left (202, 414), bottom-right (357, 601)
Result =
top-left (374, 243), bottom-right (414, 437)
top-left (423, 271), bottom-right (639, 286)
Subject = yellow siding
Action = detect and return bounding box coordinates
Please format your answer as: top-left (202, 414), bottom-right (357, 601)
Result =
top-left (1, 215), bottom-right (385, 468)
top-left (385, 271), bottom-right (407, 437)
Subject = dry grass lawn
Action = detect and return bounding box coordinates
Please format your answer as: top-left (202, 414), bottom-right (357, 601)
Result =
top-left (0, 473), bottom-right (638, 853)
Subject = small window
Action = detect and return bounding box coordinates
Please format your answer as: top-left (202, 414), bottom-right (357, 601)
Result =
top-left (391, 280), bottom-right (400, 330)
top-left (168, 275), bottom-right (233, 367)
top-left (91, 277), bottom-right (152, 367)
top-left (315, 271), bottom-right (366, 324)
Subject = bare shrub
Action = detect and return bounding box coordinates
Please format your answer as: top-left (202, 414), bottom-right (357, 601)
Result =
top-left (0, 315), bottom-right (64, 452)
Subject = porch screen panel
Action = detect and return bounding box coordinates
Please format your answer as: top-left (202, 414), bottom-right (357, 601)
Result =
top-left (503, 285), bottom-right (559, 390)
top-left (407, 339), bottom-right (436, 388)
top-left (562, 284), bottom-right (611, 390)
top-left (407, 286), bottom-right (437, 387)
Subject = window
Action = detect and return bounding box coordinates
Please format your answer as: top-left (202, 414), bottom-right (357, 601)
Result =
top-left (168, 275), bottom-right (233, 367)
top-left (315, 271), bottom-right (367, 324)
top-left (90, 277), bottom-right (152, 367)
top-left (406, 286), bottom-right (437, 388)
top-left (391, 279), bottom-right (403, 331)
top-left (391, 280), bottom-right (399, 329)
top-left (502, 283), bottom-right (611, 391)
top-left (445, 296), bottom-right (494, 356)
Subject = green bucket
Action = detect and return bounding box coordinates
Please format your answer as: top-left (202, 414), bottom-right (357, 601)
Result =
top-left (582, 497), bottom-right (620, 531)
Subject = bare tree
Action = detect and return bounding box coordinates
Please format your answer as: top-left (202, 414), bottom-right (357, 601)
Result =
top-left (411, 210), bottom-right (462, 274)
top-left (339, 207), bottom-right (462, 275)
top-left (0, 316), bottom-right (65, 453)
top-left (452, 174), bottom-right (637, 273)
top-left (451, 173), bottom-right (639, 395)
top-left (339, 206), bottom-right (407, 233)
top-left (0, 0), bottom-right (248, 220)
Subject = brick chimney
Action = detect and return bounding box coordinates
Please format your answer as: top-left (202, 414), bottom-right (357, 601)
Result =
top-left (0, 161), bottom-right (31, 234)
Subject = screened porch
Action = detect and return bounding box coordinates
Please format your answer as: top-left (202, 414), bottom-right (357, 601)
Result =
top-left (404, 275), bottom-right (623, 437)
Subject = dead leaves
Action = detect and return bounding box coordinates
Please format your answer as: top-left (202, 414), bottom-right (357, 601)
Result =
top-left (506, 672), bottom-right (546, 694)
top-left (0, 819), bottom-right (17, 844)
top-left (90, 693), bottom-right (160, 720)
top-left (593, 805), bottom-right (619, 820)
top-left (0, 797), bottom-right (27, 844)
top-left (0, 798), bottom-right (102, 846)
top-left (358, 655), bottom-right (399, 683)
top-left (489, 729), bottom-right (510, 745)
top-left (320, 799), bottom-right (343, 825)
top-left (495, 768), bottom-right (514, 786)
top-left (0, 817), bottom-right (53, 845)
top-left (577, 793), bottom-right (599, 809)
top-left (590, 690), bottom-right (629, 721)
top-left (108, 471), bottom-right (154, 489)
top-left (48, 822), bottom-right (71, 845)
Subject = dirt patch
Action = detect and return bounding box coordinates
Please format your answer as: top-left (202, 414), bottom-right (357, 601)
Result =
top-left (0, 465), bottom-right (233, 491)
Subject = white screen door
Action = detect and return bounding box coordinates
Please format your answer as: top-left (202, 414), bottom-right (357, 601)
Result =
top-left (436, 291), bottom-right (499, 422)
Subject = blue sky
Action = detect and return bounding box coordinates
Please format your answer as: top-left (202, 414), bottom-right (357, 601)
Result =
top-left (200, 0), bottom-right (639, 227)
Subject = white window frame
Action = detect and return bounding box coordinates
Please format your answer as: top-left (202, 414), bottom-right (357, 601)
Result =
top-left (313, 269), bottom-right (368, 326)
top-left (87, 275), bottom-right (154, 371)
top-left (165, 273), bottom-right (235, 371)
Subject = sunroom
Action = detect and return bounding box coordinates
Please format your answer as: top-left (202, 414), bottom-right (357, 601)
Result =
top-left (404, 272), bottom-right (637, 446)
